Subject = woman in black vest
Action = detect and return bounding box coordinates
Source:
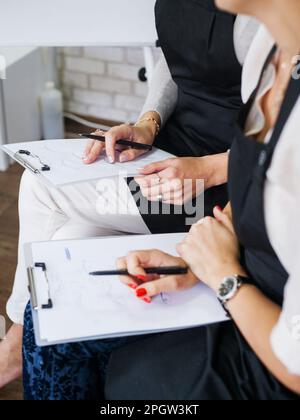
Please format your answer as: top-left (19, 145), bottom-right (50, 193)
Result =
top-left (22, 0), bottom-right (300, 400)
top-left (85, 0), bottom-right (250, 232)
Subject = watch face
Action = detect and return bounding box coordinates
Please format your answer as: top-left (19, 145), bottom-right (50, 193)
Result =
top-left (219, 277), bottom-right (236, 298)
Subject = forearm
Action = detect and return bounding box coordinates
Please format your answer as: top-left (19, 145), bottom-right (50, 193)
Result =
top-left (196, 152), bottom-right (229, 189)
top-left (140, 54), bottom-right (178, 127)
top-left (227, 284), bottom-right (300, 394)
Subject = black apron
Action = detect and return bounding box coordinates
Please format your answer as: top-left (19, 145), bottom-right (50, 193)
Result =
top-left (128, 0), bottom-right (242, 233)
top-left (105, 53), bottom-right (300, 400)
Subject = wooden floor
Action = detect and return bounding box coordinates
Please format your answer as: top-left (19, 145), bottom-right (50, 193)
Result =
top-left (0, 164), bottom-right (24, 400)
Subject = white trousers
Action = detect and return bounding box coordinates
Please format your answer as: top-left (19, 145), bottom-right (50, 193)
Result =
top-left (7, 171), bottom-right (150, 325)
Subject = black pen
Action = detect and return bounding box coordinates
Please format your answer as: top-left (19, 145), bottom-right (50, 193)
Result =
top-left (79, 133), bottom-right (153, 151)
top-left (89, 266), bottom-right (188, 276)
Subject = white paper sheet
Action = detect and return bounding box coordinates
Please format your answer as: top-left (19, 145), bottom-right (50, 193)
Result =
top-left (2, 139), bottom-right (174, 187)
top-left (28, 233), bottom-right (228, 346)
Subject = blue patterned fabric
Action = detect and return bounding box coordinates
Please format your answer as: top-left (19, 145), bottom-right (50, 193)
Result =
top-left (22, 303), bottom-right (132, 400)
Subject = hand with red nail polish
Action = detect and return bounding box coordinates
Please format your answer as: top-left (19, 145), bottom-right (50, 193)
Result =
top-left (116, 249), bottom-right (197, 300)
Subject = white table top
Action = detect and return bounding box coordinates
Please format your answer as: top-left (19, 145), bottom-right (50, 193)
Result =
top-left (0, 0), bottom-right (157, 47)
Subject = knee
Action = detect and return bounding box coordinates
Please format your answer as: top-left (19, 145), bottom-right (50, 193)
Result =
top-left (20, 169), bottom-right (39, 192)
top-left (20, 169), bottom-right (46, 199)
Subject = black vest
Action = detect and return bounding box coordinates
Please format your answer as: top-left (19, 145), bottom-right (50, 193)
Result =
top-left (154, 0), bottom-right (242, 156)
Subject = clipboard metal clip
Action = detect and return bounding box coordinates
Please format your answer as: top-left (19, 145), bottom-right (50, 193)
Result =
top-left (14, 150), bottom-right (51, 174)
top-left (27, 262), bottom-right (53, 310)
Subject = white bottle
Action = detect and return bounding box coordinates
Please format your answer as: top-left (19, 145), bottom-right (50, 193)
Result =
top-left (40, 81), bottom-right (64, 140)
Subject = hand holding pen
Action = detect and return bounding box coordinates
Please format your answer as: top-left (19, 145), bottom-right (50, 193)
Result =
top-left (114, 249), bottom-right (198, 303)
top-left (82, 117), bottom-right (159, 165)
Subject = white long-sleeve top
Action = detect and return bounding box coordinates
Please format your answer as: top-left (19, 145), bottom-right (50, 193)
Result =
top-left (242, 25), bottom-right (300, 376)
top-left (141, 15), bottom-right (260, 125)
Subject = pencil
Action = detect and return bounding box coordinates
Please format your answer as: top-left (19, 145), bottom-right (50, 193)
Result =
top-left (89, 266), bottom-right (188, 276)
top-left (79, 133), bottom-right (153, 151)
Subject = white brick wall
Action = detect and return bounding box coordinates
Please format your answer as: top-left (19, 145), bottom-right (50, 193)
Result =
top-left (58, 46), bottom-right (161, 124)
top-left (65, 56), bottom-right (105, 75)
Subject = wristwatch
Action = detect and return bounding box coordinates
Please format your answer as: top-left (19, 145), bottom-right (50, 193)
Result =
top-left (217, 275), bottom-right (251, 317)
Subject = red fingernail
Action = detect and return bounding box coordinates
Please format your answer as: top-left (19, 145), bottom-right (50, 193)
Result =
top-left (128, 283), bottom-right (137, 290)
top-left (143, 297), bottom-right (152, 304)
top-left (136, 275), bottom-right (147, 281)
top-left (136, 288), bottom-right (147, 297)
top-left (215, 205), bottom-right (222, 211)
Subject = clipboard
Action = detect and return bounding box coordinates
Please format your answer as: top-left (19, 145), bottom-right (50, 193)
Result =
top-left (24, 234), bottom-right (228, 347)
top-left (2, 139), bottom-right (174, 188)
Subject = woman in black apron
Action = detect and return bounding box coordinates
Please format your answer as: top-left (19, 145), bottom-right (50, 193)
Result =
top-left (129, 0), bottom-right (243, 233)
top-left (104, 55), bottom-right (300, 400)
top-left (22, 49), bottom-right (300, 400)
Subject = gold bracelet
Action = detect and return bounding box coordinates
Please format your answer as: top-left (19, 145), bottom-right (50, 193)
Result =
top-left (134, 117), bottom-right (161, 136)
